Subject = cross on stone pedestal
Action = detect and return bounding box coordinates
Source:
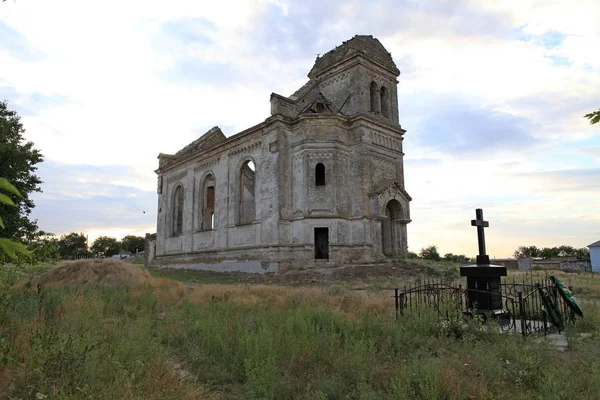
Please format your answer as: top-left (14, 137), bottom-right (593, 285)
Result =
top-left (471, 208), bottom-right (490, 265)
top-left (460, 208), bottom-right (507, 313)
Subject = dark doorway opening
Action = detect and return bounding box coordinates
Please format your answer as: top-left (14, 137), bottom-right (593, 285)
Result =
top-left (382, 199), bottom-right (402, 257)
top-left (314, 228), bottom-right (329, 259)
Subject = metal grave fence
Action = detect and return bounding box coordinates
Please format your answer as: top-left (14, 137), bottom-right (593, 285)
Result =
top-left (393, 276), bottom-right (576, 336)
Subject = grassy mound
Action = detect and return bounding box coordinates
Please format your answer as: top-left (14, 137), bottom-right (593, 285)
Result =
top-left (31, 259), bottom-right (151, 288)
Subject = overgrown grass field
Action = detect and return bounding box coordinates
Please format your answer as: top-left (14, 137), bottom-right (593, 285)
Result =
top-left (1, 260), bottom-right (599, 399)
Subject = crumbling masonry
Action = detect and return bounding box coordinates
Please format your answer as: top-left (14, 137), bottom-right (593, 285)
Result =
top-left (145, 35), bottom-right (411, 273)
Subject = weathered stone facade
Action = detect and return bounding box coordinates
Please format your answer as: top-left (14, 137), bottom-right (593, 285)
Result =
top-left (146, 35), bottom-right (411, 272)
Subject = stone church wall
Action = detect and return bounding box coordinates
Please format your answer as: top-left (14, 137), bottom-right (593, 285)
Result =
top-left (149, 35), bottom-right (411, 273)
top-left (155, 129), bottom-right (281, 259)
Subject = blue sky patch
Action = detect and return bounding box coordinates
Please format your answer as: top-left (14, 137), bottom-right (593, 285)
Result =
top-left (415, 106), bottom-right (537, 156)
top-left (0, 20), bottom-right (44, 61)
top-left (541, 31), bottom-right (566, 49)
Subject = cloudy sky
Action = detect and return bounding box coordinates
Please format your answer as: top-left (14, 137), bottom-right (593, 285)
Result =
top-left (1, 0), bottom-right (598, 258)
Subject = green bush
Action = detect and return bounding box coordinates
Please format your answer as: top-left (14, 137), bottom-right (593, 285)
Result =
top-left (419, 245), bottom-right (441, 261)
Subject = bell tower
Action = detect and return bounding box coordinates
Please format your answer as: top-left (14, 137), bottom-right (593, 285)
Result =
top-left (307, 35), bottom-right (401, 125)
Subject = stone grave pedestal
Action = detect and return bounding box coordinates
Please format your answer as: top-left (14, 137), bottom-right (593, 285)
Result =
top-left (460, 261), bottom-right (507, 311)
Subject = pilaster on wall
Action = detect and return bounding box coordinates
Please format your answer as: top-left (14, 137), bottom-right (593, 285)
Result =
top-left (259, 133), bottom-right (281, 246)
top-left (183, 168), bottom-right (194, 254)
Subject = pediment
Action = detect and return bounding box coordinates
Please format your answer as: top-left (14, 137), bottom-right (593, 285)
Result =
top-left (369, 180), bottom-right (412, 202)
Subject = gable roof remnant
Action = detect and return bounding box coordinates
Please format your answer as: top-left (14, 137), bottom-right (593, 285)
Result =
top-left (308, 35), bottom-right (399, 78)
top-left (299, 93), bottom-right (338, 115)
top-left (174, 126), bottom-right (226, 159)
top-left (289, 80), bottom-right (316, 100)
top-left (588, 240), bottom-right (600, 248)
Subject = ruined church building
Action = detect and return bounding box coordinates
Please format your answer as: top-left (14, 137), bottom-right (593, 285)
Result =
top-left (146, 35), bottom-right (411, 272)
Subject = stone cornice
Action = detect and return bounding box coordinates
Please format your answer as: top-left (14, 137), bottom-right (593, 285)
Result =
top-left (193, 157), bottom-right (221, 172)
top-left (347, 114), bottom-right (405, 135)
top-left (155, 112), bottom-right (404, 176)
top-left (228, 141), bottom-right (262, 156)
top-left (166, 170), bottom-right (187, 184)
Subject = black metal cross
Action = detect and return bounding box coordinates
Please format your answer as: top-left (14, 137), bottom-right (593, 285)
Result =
top-left (471, 208), bottom-right (490, 265)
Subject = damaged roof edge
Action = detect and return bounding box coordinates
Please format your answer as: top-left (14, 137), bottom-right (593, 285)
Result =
top-left (308, 35), bottom-right (398, 79)
top-left (155, 118), bottom-right (274, 173)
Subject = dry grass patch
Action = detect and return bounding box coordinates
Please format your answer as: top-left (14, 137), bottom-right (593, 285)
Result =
top-left (31, 259), bottom-right (152, 288)
top-left (185, 283), bottom-right (393, 319)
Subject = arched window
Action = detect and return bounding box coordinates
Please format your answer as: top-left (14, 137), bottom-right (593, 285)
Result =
top-left (315, 163), bottom-right (325, 186)
top-left (380, 86), bottom-right (389, 118)
top-left (201, 174), bottom-right (215, 230)
top-left (238, 160), bottom-right (256, 224)
top-left (172, 185), bottom-right (184, 235)
top-left (370, 81), bottom-right (379, 113)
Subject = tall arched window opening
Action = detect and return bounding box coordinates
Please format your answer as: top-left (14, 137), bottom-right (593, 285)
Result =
top-left (172, 185), bottom-right (184, 235)
top-left (380, 86), bottom-right (389, 118)
top-left (201, 174), bottom-right (215, 230)
top-left (315, 163), bottom-right (326, 186)
top-left (238, 160), bottom-right (256, 224)
top-left (370, 81), bottom-right (379, 113)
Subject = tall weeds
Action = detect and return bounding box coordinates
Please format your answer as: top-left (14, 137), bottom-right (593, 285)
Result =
top-left (1, 262), bottom-right (599, 399)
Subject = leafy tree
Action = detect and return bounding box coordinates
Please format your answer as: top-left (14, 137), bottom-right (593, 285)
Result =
top-left (0, 177), bottom-right (30, 261)
top-left (419, 245), bottom-right (441, 261)
top-left (584, 109), bottom-right (600, 124)
top-left (120, 235), bottom-right (145, 254)
top-left (0, 100), bottom-right (43, 242)
top-left (513, 245), bottom-right (540, 258)
top-left (57, 232), bottom-right (88, 259)
top-left (90, 236), bottom-right (120, 257)
top-left (573, 247), bottom-right (590, 260)
top-left (1, 230), bottom-right (59, 266)
top-left (539, 247), bottom-right (560, 259)
top-left (556, 245), bottom-right (575, 257)
top-left (27, 231), bottom-right (60, 264)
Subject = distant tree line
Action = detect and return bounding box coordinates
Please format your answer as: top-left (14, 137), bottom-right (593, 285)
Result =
top-left (405, 244), bottom-right (590, 263)
top-left (406, 245), bottom-right (475, 263)
top-left (56, 233), bottom-right (146, 259)
top-left (1, 232), bottom-right (146, 264)
top-left (512, 245), bottom-right (589, 260)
